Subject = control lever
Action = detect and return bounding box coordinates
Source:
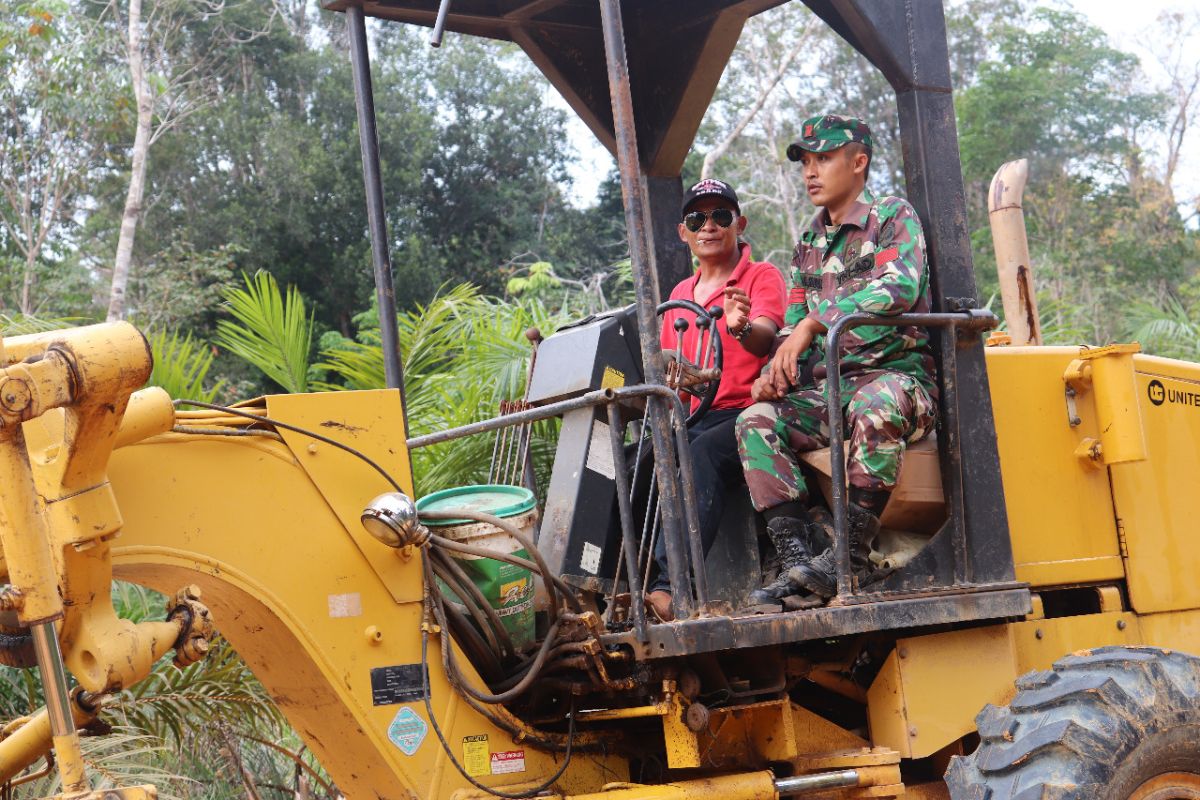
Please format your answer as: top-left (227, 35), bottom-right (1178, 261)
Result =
top-left (693, 313), bottom-right (711, 367)
top-left (702, 306), bottom-right (724, 367)
top-left (670, 317), bottom-right (689, 389)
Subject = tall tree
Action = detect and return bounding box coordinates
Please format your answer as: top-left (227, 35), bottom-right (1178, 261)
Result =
top-left (0, 1), bottom-right (120, 313)
top-left (106, 0), bottom-right (263, 322)
top-left (956, 7), bottom-right (1188, 341)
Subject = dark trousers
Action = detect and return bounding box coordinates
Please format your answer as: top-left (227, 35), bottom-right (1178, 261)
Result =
top-left (650, 407), bottom-right (745, 593)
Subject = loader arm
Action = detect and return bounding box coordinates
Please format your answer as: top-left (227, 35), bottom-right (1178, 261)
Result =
top-left (104, 388), bottom-right (624, 799)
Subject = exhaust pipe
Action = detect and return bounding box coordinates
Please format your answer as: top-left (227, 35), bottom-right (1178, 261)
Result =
top-left (988, 159), bottom-right (1041, 346)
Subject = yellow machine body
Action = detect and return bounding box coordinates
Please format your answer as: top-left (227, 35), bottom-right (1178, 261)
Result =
top-left (0, 320), bottom-right (1199, 799)
top-left (865, 344), bottom-right (1200, 764)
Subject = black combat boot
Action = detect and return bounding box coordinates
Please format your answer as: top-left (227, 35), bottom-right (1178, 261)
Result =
top-left (788, 503), bottom-right (879, 599)
top-left (750, 506), bottom-right (835, 606)
top-left (748, 515), bottom-right (812, 605)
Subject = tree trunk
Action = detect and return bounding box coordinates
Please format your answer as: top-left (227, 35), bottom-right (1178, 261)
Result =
top-left (21, 250), bottom-right (35, 315)
top-left (108, 0), bottom-right (152, 322)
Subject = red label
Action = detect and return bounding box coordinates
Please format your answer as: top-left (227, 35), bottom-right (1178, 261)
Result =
top-left (804, 124), bottom-right (814, 137)
top-left (491, 750), bottom-right (526, 774)
top-left (874, 246), bottom-right (899, 266)
top-left (788, 288), bottom-right (806, 303)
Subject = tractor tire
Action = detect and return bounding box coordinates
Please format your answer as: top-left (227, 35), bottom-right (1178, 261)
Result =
top-left (946, 645), bottom-right (1200, 800)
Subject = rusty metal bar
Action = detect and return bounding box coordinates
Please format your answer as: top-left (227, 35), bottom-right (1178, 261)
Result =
top-left (407, 385), bottom-right (686, 449)
top-left (607, 403), bottom-right (648, 641)
top-left (665, 403), bottom-right (708, 608)
top-left (824, 310), bottom-right (997, 603)
top-left (938, 329), bottom-right (969, 586)
top-left (347, 5), bottom-right (406, 402)
top-left (596, 0), bottom-right (696, 619)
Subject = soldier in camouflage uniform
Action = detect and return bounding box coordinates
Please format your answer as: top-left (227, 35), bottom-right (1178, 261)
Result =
top-left (737, 114), bottom-right (937, 604)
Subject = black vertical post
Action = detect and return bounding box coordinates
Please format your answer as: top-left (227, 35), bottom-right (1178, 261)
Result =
top-left (889, 7), bottom-right (1011, 584)
top-left (644, 175), bottom-right (693, 302)
top-left (598, 0), bottom-right (696, 621)
top-left (347, 5), bottom-right (407, 402)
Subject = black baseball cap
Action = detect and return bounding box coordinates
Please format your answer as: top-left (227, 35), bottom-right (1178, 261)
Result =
top-left (680, 178), bottom-right (740, 216)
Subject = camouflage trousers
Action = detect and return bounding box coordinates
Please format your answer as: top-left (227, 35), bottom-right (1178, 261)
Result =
top-left (736, 372), bottom-right (936, 512)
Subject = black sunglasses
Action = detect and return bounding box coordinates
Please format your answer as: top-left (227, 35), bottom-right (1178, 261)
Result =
top-left (683, 208), bottom-right (737, 232)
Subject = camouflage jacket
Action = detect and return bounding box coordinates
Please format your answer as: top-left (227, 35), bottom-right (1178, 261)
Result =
top-left (784, 188), bottom-right (936, 400)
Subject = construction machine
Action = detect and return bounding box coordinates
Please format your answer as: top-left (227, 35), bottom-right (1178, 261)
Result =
top-left (2, 1), bottom-right (1199, 799)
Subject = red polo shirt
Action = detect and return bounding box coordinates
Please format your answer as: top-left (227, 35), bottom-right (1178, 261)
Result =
top-left (660, 244), bottom-right (786, 411)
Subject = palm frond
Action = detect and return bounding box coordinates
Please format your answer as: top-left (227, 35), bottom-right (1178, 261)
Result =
top-left (1124, 295), bottom-right (1200, 361)
top-left (216, 271), bottom-right (314, 394)
top-left (0, 313), bottom-right (80, 335)
top-left (147, 330), bottom-right (224, 406)
top-left (106, 638), bottom-right (285, 748)
top-left (17, 727), bottom-right (192, 800)
top-left (315, 284), bottom-right (572, 495)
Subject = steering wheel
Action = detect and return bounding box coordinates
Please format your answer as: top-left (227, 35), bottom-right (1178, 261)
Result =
top-left (656, 299), bottom-right (724, 427)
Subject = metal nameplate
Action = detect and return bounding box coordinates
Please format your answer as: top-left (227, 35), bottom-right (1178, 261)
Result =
top-left (370, 664), bottom-right (428, 706)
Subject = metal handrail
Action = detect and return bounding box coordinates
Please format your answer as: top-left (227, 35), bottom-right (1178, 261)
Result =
top-left (823, 309), bottom-right (998, 605)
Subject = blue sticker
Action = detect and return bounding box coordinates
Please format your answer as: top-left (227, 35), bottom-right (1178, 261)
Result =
top-left (388, 706), bottom-right (428, 756)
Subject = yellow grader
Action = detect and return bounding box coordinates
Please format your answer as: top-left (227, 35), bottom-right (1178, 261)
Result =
top-left (1, 1), bottom-right (1198, 799)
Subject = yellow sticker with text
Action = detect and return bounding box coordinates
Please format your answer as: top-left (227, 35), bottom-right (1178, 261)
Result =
top-left (463, 734), bottom-right (489, 777)
top-left (601, 366), bottom-right (625, 389)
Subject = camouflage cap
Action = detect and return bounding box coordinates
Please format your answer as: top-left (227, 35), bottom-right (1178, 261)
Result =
top-left (786, 114), bottom-right (874, 161)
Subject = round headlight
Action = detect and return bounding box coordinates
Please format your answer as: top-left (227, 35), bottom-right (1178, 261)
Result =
top-left (360, 492), bottom-right (422, 548)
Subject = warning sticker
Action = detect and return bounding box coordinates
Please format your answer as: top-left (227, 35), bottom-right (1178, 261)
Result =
top-left (491, 750), bottom-right (526, 775)
top-left (387, 707), bottom-right (427, 756)
top-left (601, 366), bottom-right (625, 389)
top-left (462, 734), bottom-right (489, 777)
top-left (580, 542), bottom-right (602, 575)
top-left (585, 420), bottom-right (615, 479)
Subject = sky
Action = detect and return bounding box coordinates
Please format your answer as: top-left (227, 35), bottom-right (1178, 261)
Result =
top-left (554, 0), bottom-right (1200, 210)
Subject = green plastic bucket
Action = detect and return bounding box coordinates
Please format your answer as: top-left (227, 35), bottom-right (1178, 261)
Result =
top-left (417, 485), bottom-right (538, 653)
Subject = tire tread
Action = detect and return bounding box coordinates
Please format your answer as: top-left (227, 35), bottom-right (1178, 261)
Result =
top-left (946, 646), bottom-right (1200, 800)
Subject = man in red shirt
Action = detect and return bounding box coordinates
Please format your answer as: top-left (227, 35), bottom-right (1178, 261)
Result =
top-left (647, 178), bottom-right (786, 621)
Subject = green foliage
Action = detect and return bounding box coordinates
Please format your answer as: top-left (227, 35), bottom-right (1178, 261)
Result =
top-left (18, 728), bottom-right (192, 800)
top-left (958, 8), bottom-right (1164, 184)
top-left (0, 582), bottom-right (332, 798)
top-left (0, 313), bottom-right (76, 335)
top-left (147, 330), bottom-right (224, 405)
top-left (106, 638), bottom-right (285, 748)
top-left (317, 284), bottom-right (571, 495)
top-left (506, 262), bottom-right (561, 298)
top-left (1124, 295), bottom-right (1200, 361)
top-left (129, 243), bottom-right (242, 338)
top-left (506, 258), bottom-right (633, 315)
top-left (216, 271), bottom-right (314, 394)
top-left (0, 0), bottom-right (123, 314)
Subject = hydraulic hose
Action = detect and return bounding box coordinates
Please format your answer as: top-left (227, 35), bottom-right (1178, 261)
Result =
top-left (430, 548), bottom-right (514, 660)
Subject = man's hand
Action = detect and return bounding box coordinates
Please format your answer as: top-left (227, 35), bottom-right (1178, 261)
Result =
top-left (750, 373), bottom-right (785, 402)
top-left (768, 317), bottom-right (824, 390)
top-left (723, 286), bottom-right (751, 334)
